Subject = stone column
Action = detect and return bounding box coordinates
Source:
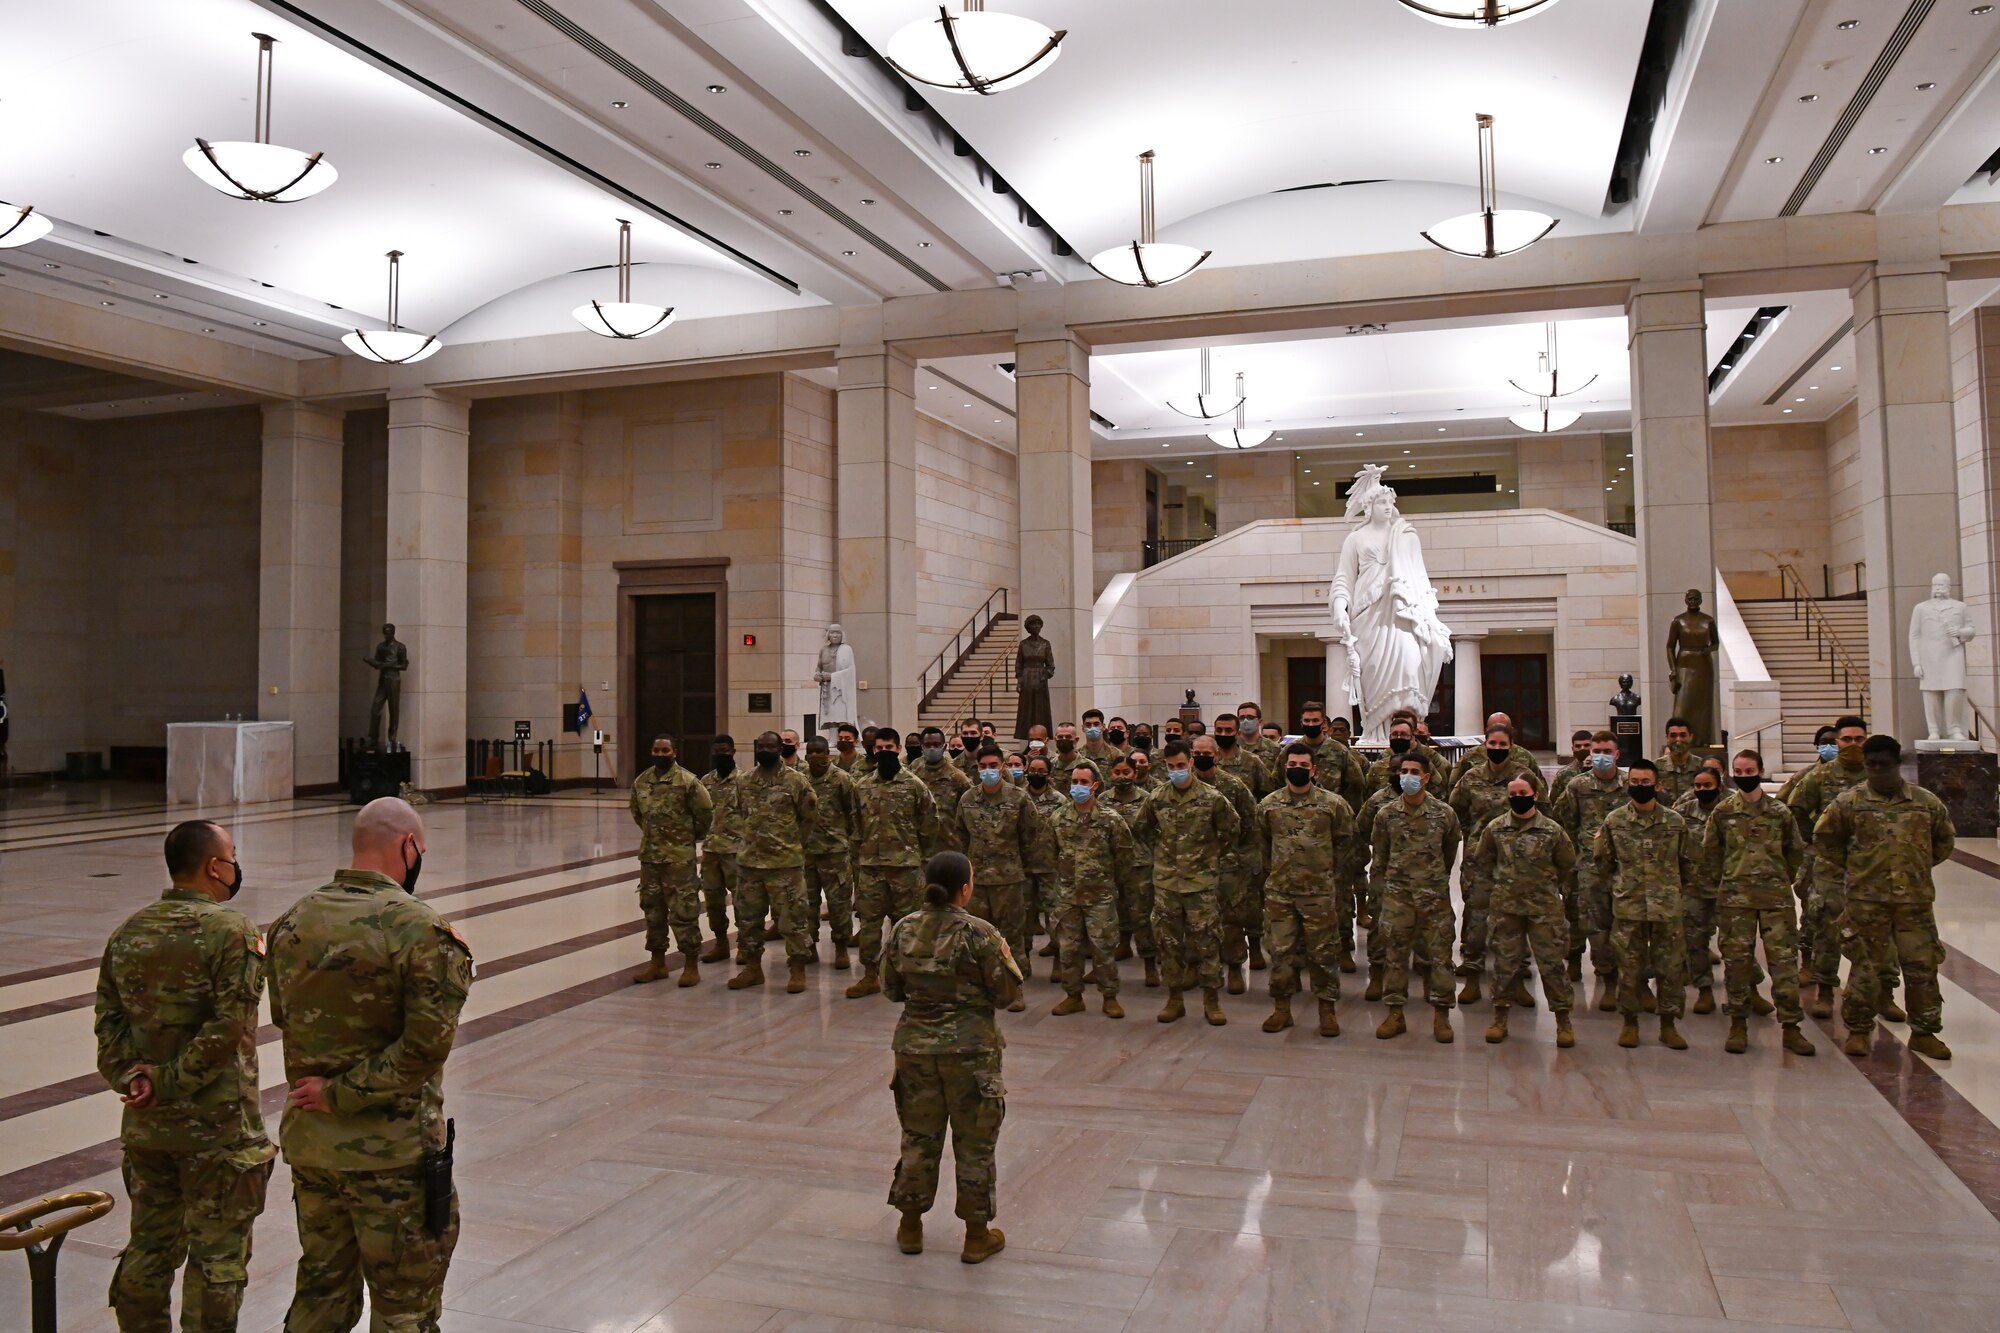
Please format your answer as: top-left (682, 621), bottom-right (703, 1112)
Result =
top-left (257, 402), bottom-right (344, 790)
top-left (1452, 633), bottom-right (1486, 739)
top-left (1627, 281), bottom-right (1716, 740)
top-left (1853, 263), bottom-right (1960, 742)
top-left (1955, 306), bottom-right (2000, 735)
top-left (1015, 330), bottom-right (1095, 726)
top-left (386, 389), bottom-right (469, 792)
top-left (1319, 630), bottom-right (1355, 724)
top-left (835, 346), bottom-right (918, 728)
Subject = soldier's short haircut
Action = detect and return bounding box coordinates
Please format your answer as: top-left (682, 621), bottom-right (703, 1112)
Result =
top-left (874, 727), bottom-right (902, 747)
top-left (1733, 748), bottom-right (1764, 769)
top-left (652, 733), bottom-right (676, 747)
top-left (835, 723), bottom-right (857, 739)
top-left (1238, 701), bottom-right (1261, 715)
top-left (1862, 734), bottom-right (1901, 760)
top-left (1628, 758), bottom-right (1658, 775)
top-left (1391, 707), bottom-right (1420, 724)
top-left (1110, 752), bottom-right (1136, 770)
top-left (1388, 716), bottom-right (1415, 734)
top-left (976, 743), bottom-right (1004, 761)
top-left (961, 718), bottom-right (982, 731)
top-left (1161, 740), bottom-right (1191, 761)
top-left (1590, 730), bottom-right (1617, 745)
top-left (1214, 713), bottom-right (1239, 729)
top-left (1026, 753), bottom-right (1052, 771)
top-left (1835, 715), bottom-right (1868, 734)
top-left (164, 820), bottom-right (225, 879)
top-left (714, 733), bottom-right (736, 748)
top-left (1397, 753), bottom-right (1428, 773)
top-left (1813, 724), bottom-right (1838, 744)
top-left (1282, 741), bottom-right (1314, 762)
top-left (807, 735), bottom-right (830, 753)
top-left (1666, 716), bottom-right (1692, 732)
top-left (1572, 728), bottom-right (1593, 743)
top-left (1071, 764), bottom-right (1098, 784)
top-left (1300, 700), bottom-right (1326, 715)
top-left (1082, 708), bottom-right (1104, 724)
top-left (1186, 720), bottom-right (1207, 736)
top-left (1329, 715), bottom-right (1351, 730)
top-left (1692, 766), bottom-right (1720, 784)
top-left (921, 725), bottom-right (945, 742)
top-left (1485, 722), bottom-right (1514, 740)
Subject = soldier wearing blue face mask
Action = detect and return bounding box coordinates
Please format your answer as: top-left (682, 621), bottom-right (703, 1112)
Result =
top-left (1554, 730), bottom-right (1627, 998)
top-left (1369, 755), bottom-right (1463, 1043)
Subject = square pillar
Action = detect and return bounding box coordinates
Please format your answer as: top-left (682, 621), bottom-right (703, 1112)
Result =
top-left (1854, 263), bottom-right (1959, 742)
top-left (1956, 307), bottom-right (2000, 734)
top-left (1452, 633), bottom-right (1486, 739)
top-left (258, 402), bottom-right (344, 789)
top-left (387, 389), bottom-right (469, 792)
top-left (1015, 331), bottom-right (1095, 726)
top-left (1627, 281), bottom-right (1717, 742)
top-left (836, 347), bottom-right (918, 727)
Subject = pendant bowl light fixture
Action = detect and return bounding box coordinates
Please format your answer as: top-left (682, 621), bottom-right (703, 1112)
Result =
top-left (0, 202), bottom-right (53, 249)
top-left (1090, 151), bottom-right (1211, 288)
top-left (1208, 373), bottom-right (1272, 449)
top-left (1167, 347), bottom-right (1243, 419)
top-left (1395, 0), bottom-right (1565, 27)
top-left (184, 34), bottom-right (336, 203)
top-left (342, 251), bottom-right (439, 363)
top-left (574, 219), bottom-right (675, 339)
top-left (1421, 113), bottom-right (1556, 259)
top-left (1507, 321), bottom-right (1590, 432)
top-left (887, 0), bottom-right (1066, 96)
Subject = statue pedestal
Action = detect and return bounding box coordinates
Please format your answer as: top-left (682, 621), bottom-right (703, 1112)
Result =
top-left (1916, 746), bottom-right (1997, 837)
top-left (1611, 713), bottom-right (1644, 767)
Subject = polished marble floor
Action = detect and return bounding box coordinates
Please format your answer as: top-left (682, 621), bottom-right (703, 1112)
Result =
top-left (5, 781), bottom-right (2000, 1331)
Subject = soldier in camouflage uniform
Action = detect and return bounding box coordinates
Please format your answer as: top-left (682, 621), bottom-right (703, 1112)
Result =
top-left (1300, 701), bottom-right (1371, 963)
top-left (1214, 713), bottom-right (1273, 974)
top-left (95, 820), bottom-right (275, 1332)
top-left (1192, 735), bottom-right (1261, 994)
top-left (1548, 729), bottom-right (1595, 806)
top-left (266, 799), bottom-right (472, 1332)
top-left (958, 745), bottom-right (1047, 1006)
top-left (1048, 766), bottom-right (1139, 1018)
top-left (1815, 734), bottom-right (1956, 1061)
top-left (955, 720), bottom-right (986, 780)
top-left (804, 735), bottom-right (860, 970)
top-left (1079, 709), bottom-right (1123, 775)
top-left (1790, 716), bottom-right (1898, 1020)
top-left (913, 726), bottom-right (973, 853)
top-left (629, 735), bottom-right (714, 986)
top-left (1654, 717), bottom-right (1704, 806)
top-left (727, 732), bottom-right (819, 993)
top-left (1354, 783), bottom-right (1402, 1000)
top-left (1593, 759), bottom-right (1694, 1049)
top-left (1448, 722), bottom-right (1546, 1003)
top-left (1447, 711), bottom-right (1517, 791)
top-left (847, 728), bottom-right (937, 999)
top-left (1256, 744), bottom-right (1354, 1037)
top-left (1100, 752), bottom-right (1161, 987)
top-left (1049, 722), bottom-right (1102, 787)
top-left (1554, 732), bottom-right (1626, 984)
top-left (1673, 765), bottom-right (1726, 1013)
top-left (1021, 753), bottom-right (1065, 958)
top-left (1702, 751), bottom-right (1815, 1056)
top-left (1466, 776), bottom-right (1576, 1046)
top-left (1134, 742), bottom-right (1240, 1026)
top-left (833, 722), bottom-right (864, 775)
top-left (1370, 754), bottom-right (1462, 1042)
top-left (883, 851), bottom-right (1021, 1265)
top-left (698, 736), bottom-right (743, 963)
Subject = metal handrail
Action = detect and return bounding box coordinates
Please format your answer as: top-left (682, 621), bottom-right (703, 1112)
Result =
top-left (917, 588), bottom-right (1011, 713)
top-left (1776, 563), bottom-right (1868, 712)
top-left (943, 639), bottom-right (1016, 729)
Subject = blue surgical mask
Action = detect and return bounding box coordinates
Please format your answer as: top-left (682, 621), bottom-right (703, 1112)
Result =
top-left (1069, 784), bottom-right (1092, 805)
top-left (1168, 769), bottom-right (1193, 788)
top-left (1008, 765), bottom-right (1024, 780)
top-left (1590, 753), bottom-right (1616, 773)
top-left (979, 768), bottom-right (1001, 788)
top-left (1398, 774), bottom-right (1424, 796)
top-left (1085, 727), bottom-right (1102, 742)
top-left (1818, 743), bottom-right (1838, 764)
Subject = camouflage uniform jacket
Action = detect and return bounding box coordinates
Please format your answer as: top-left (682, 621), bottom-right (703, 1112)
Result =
top-left (1352, 785), bottom-right (1400, 881)
top-left (266, 870), bottom-right (473, 1170)
top-left (700, 769), bottom-right (744, 855)
top-left (883, 905), bottom-right (1021, 1055)
top-left (1548, 759), bottom-right (1591, 805)
top-left (956, 783), bottom-right (1045, 884)
top-left (1450, 758), bottom-right (1535, 849)
top-left (732, 763), bottom-right (817, 870)
top-left (1135, 779), bottom-right (1240, 895)
top-left (1100, 779), bottom-right (1156, 868)
top-left (1451, 748), bottom-right (1547, 799)
top-left (1257, 783), bottom-right (1354, 896)
top-left (854, 768), bottom-right (936, 869)
top-left (630, 762), bottom-right (712, 865)
top-left (1787, 760), bottom-right (1869, 840)
top-left (1202, 767), bottom-right (1262, 873)
top-left (1814, 781), bottom-right (1955, 906)
top-left (1051, 803), bottom-right (1140, 904)
top-left (1593, 802), bottom-right (1692, 923)
top-left (1217, 745), bottom-right (1271, 800)
top-left (94, 888), bottom-right (268, 1153)
top-left (1654, 748), bottom-right (1705, 805)
top-left (1672, 791), bottom-right (1722, 898)
top-left (805, 762), bottom-right (860, 858)
top-left (833, 749), bottom-right (865, 776)
top-left (1024, 783), bottom-right (1064, 877)
top-left (1305, 736), bottom-right (1369, 811)
top-left (1467, 811), bottom-right (1576, 918)
top-left (954, 747), bottom-right (980, 781)
top-left (1700, 790), bottom-right (1803, 909)
top-left (1554, 771), bottom-right (1627, 865)
top-left (1367, 748), bottom-right (1449, 796)
top-left (1370, 794), bottom-right (1462, 899)
top-left (1049, 745), bottom-right (1103, 787)
top-left (1081, 741), bottom-right (1125, 774)
top-left (913, 756), bottom-right (973, 851)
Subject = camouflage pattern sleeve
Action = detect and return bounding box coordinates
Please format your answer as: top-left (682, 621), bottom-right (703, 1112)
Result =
top-left (149, 914), bottom-right (263, 1102)
top-left (1929, 795), bottom-right (1957, 867)
top-left (1701, 805), bottom-right (1726, 886)
top-left (94, 941), bottom-right (138, 1091)
top-left (690, 775), bottom-right (713, 843)
top-left (321, 923), bottom-right (473, 1117)
top-left (1442, 805), bottom-right (1462, 872)
top-left (1552, 823), bottom-right (1578, 884)
top-left (1675, 818), bottom-right (1696, 892)
top-left (1020, 792), bottom-right (1053, 875)
top-left (1467, 820), bottom-right (1498, 878)
top-left (882, 925), bottom-right (906, 1002)
top-left (1812, 799), bottom-right (1850, 890)
top-left (1554, 782), bottom-right (1579, 841)
top-left (1109, 810), bottom-right (1141, 900)
top-left (1780, 803), bottom-right (1806, 880)
top-left (1592, 816), bottom-right (1616, 877)
top-left (1213, 785), bottom-right (1241, 849)
top-left (794, 768), bottom-right (820, 836)
top-left (974, 918), bottom-right (1023, 1006)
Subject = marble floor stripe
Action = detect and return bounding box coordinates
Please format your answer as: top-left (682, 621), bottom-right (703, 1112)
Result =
top-left (0, 800), bottom-right (350, 852)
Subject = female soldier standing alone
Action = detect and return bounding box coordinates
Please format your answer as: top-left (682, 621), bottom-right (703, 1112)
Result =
top-left (882, 850), bottom-right (1022, 1263)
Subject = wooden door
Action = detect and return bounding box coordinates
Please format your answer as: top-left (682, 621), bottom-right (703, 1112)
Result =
top-left (633, 593), bottom-right (718, 771)
top-left (1286, 655), bottom-right (1325, 731)
top-left (1483, 653), bottom-right (1550, 750)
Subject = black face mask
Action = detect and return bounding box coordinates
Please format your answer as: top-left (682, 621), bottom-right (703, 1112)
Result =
top-left (219, 859), bottom-right (244, 900)
top-left (712, 753), bottom-right (735, 776)
top-left (754, 749), bottom-right (780, 769)
top-left (1285, 767), bottom-right (1313, 788)
top-left (905, 741), bottom-right (923, 761)
top-left (1192, 754), bottom-right (1216, 772)
top-left (400, 844), bottom-right (423, 894)
top-left (1507, 794), bottom-right (1536, 815)
top-left (652, 754), bottom-right (675, 772)
top-left (1134, 735), bottom-right (1153, 751)
top-left (1217, 734), bottom-right (1238, 750)
top-left (1106, 729), bottom-right (1126, 747)
top-left (1026, 772), bottom-right (1048, 789)
top-left (1164, 733), bottom-right (1183, 746)
top-left (1389, 737), bottom-right (1411, 755)
top-left (1301, 724), bottom-right (1322, 741)
top-left (1734, 775), bottom-right (1762, 794)
top-left (780, 743), bottom-right (797, 759)
top-left (874, 752), bottom-right (901, 779)
top-left (1695, 788), bottom-right (1721, 806)
top-left (1486, 747), bottom-right (1510, 766)
top-left (1628, 784), bottom-right (1657, 805)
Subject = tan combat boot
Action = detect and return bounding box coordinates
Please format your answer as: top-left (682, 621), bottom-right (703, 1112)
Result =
top-left (1724, 1016), bottom-right (1748, 1054)
top-left (1317, 999), bottom-right (1340, 1038)
top-left (844, 965), bottom-right (882, 999)
top-left (1202, 989), bottom-right (1228, 1026)
top-left (1782, 1023), bottom-right (1816, 1056)
top-left (833, 943), bottom-right (851, 971)
top-left (1692, 987), bottom-right (1715, 1015)
top-left (1143, 959), bottom-right (1161, 988)
top-left (1226, 963), bottom-right (1246, 995)
top-left (1909, 1032), bottom-right (1952, 1060)
top-left (1506, 979), bottom-right (1536, 1008)
top-left (1659, 1017), bottom-right (1687, 1050)
top-left (1247, 937), bottom-right (1267, 971)
top-left (1007, 994), bottom-right (1027, 1013)
top-left (1842, 1029), bottom-right (1872, 1057)
top-left (1338, 947), bottom-right (1357, 975)
top-left (1115, 933), bottom-right (1134, 961)
top-left (1157, 989), bottom-right (1186, 1023)
top-left (786, 961), bottom-right (807, 994)
top-left (960, 1222), bottom-right (1006, 1265)
top-left (1364, 965), bottom-right (1385, 1002)
top-left (1554, 1010), bottom-right (1575, 1048)
top-left (1809, 984), bottom-right (1834, 1020)
top-left (1375, 1007), bottom-right (1406, 1040)
top-left (1262, 996), bottom-right (1293, 1033)
top-left (1485, 1008), bottom-right (1508, 1044)
top-left (896, 1209), bottom-right (924, 1255)
top-left (1457, 974), bottom-right (1481, 1006)
top-left (1748, 988), bottom-right (1774, 1015)
top-left (1639, 982), bottom-right (1657, 1014)
top-left (677, 959), bottom-right (700, 988)
top-left (1051, 993), bottom-right (1085, 1017)
top-left (1432, 1005), bottom-right (1454, 1044)
top-left (700, 936), bottom-right (730, 963)
top-left (726, 961), bottom-right (764, 990)
top-left (1038, 938), bottom-right (1059, 957)
top-left (1597, 973), bottom-right (1619, 1012)
top-left (1618, 1016), bottom-right (1640, 1048)
top-left (632, 951), bottom-right (669, 985)
top-left (1102, 995), bottom-right (1125, 1019)
top-left (1879, 990), bottom-right (1908, 1023)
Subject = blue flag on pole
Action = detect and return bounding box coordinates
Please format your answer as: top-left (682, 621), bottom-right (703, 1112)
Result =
top-left (575, 688), bottom-right (592, 733)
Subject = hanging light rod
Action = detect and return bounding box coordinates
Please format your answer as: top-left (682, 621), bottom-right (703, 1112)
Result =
top-left (342, 251), bottom-right (439, 363)
top-left (1395, 0), bottom-right (1566, 28)
top-left (184, 33), bottom-right (337, 202)
top-left (1167, 348), bottom-right (1243, 420)
top-left (0, 202), bottom-right (53, 250)
top-left (887, 0), bottom-right (1066, 96)
top-left (1420, 113), bottom-right (1557, 259)
top-left (1508, 321), bottom-right (1597, 401)
top-left (1209, 373), bottom-right (1272, 449)
top-left (1090, 151), bottom-right (1211, 288)
top-left (574, 219), bottom-right (675, 339)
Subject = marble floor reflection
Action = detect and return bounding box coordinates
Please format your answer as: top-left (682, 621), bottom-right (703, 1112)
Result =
top-left (4, 782), bottom-right (2000, 1331)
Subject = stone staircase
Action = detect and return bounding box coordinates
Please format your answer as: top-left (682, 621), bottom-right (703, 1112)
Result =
top-left (916, 617), bottom-right (1017, 732)
top-left (1735, 598), bottom-right (1871, 771)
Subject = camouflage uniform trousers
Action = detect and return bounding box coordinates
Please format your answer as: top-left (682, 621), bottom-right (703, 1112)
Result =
top-left (967, 880), bottom-right (1030, 974)
top-left (856, 866), bottom-right (925, 969)
top-left (1576, 857), bottom-right (1615, 974)
top-left (1719, 905), bottom-right (1802, 1023)
top-left (1056, 894), bottom-right (1121, 997)
top-left (805, 855), bottom-right (855, 948)
top-left (1118, 867), bottom-right (1157, 963)
top-left (287, 1163), bottom-right (459, 1333)
top-left (1810, 875), bottom-right (1900, 992)
top-left (699, 851), bottom-right (738, 939)
top-left (734, 866), bottom-right (810, 965)
top-left (1217, 863), bottom-right (1257, 967)
top-left (1682, 894), bottom-right (1717, 992)
top-left (1456, 863), bottom-right (1493, 977)
top-left (1841, 902), bottom-right (1943, 1036)
top-left (1152, 887), bottom-right (1224, 994)
top-left (1264, 884), bottom-right (1341, 1003)
top-left (1378, 888), bottom-right (1457, 1010)
top-left (1612, 919), bottom-right (1686, 1017)
top-left (637, 860), bottom-right (701, 957)
top-left (1488, 910), bottom-right (1573, 1012)
top-left (111, 1143), bottom-right (273, 1333)
top-left (888, 1051), bottom-right (1005, 1224)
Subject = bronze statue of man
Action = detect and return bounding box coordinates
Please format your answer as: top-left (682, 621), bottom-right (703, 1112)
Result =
top-left (1013, 614), bottom-right (1054, 740)
top-left (1665, 589), bottom-right (1719, 745)
top-left (363, 623), bottom-right (409, 748)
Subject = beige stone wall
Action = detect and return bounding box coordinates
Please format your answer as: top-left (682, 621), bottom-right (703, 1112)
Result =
top-left (339, 409), bottom-right (388, 742)
top-left (1517, 433), bottom-right (1607, 525)
top-left (1092, 458), bottom-right (1148, 597)
top-left (1215, 449), bottom-right (1296, 533)
top-left (1710, 422), bottom-right (1833, 600)
top-left (1825, 401), bottom-right (1865, 582)
top-left (0, 409), bottom-right (90, 772)
top-left (781, 374), bottom-right (839, 724)
top-left (1953, 309), bottom-right (2000, 733)
top-left (914, 414), bottom-right (1017, 662)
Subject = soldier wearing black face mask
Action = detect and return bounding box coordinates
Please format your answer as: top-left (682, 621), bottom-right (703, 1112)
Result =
top-left (698, 736), bottom-right (744, 962)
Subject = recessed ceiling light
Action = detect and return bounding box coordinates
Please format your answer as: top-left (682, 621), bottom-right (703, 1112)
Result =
top-left (1313, 481), bottom-right (1321, 486)
top-left (778, 208), bottom-right (793, 216)
top-left (1809, 385), bottom-right (1819, 390)
top-left (1783, 407), bottom-right (1793, 413)
top-left (841, 250), bottom-right (856, 256)
top-left (1976, 5), bottom-right (1996, 14)
top-left (1185, 461), bottom-right (1193, 467)
top-left (1437, 427), bottom-right (1446, 432)
top-left (1354, 432), bottom-right (1364, 437)
top-left (42, 261), bottom-right (58, 269)
top-left (1830, 365), bottom-right (1842, 371)
top-left (704, 162), bottom-right (723, 169)
top-left (1605, 486), bottom-right (1614, 492)
top-left (860, 198), bottom-right (876, 206)
top-left (1161, 442), bottom-right (1170, 448)
top-left (962, 403), bottom-right (972, 408)
top-left (1868, 146), bottom-right (1888, 155)
top-left (705, 84), bottom-right (726, 93)
top-left (1837, 18), bottom-right (1859, 28)
top-left (1916, 82), bottom-right (1936, 91)
top-left (1303, 468), bottom-right (1312, 474)
top-left (1408, 463), bottom-right (1417, 469)
top-left (917, 241), bottom-right (933, 248)
top-left (254, 320), bottom-right (268, 327)
top-left (993, 419), bottom-right (1002, 423)
top-left (1205, 474), bottom-right (1212, 479)
top-left (1618, 466), bottom-right (1627, 472)
top-left (794, 149), bottom-right (812, 157)
top-left (1795, 396), bottom-right (1806, 402)
top-left (154, 293), bottom-right (168, 299)
top-left (1798, 94), bottom-right (1819, 103)
top-left (1721, 363), bottom-right (1733, 370)
top-left (610, 100), bottom-right (628, 108)
top-left (1403, 449), bottom-right (1411, 454)
top-left (201, 326), bottom-right (215, 333)
top-left (1765, 156), bottom-right (1784, 164)
top-left (100, 300), bottom-right (114, 306)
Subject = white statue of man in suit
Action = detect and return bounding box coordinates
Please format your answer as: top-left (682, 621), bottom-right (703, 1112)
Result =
top-left (1910, 573), bottom-right (1976, 742)
top-left (816, 623), bottom-right (857, 731)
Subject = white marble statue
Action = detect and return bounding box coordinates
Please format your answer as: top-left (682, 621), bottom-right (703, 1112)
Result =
top-left (1328, 465), bottom-right (1455, 742)
top-left (815, 623), bottom-right (857, 730)
top-left (1909, 572), bottom-right (1977, 742)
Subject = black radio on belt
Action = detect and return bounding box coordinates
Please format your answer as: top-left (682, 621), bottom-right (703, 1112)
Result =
top-left (422, 1119), bottom-right (454, 1236)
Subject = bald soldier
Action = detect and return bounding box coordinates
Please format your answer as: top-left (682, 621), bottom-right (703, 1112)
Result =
top-left (96, 819), bottom-right (276, 1331)
top-left (267, 798), bottom-right (474, 1332)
